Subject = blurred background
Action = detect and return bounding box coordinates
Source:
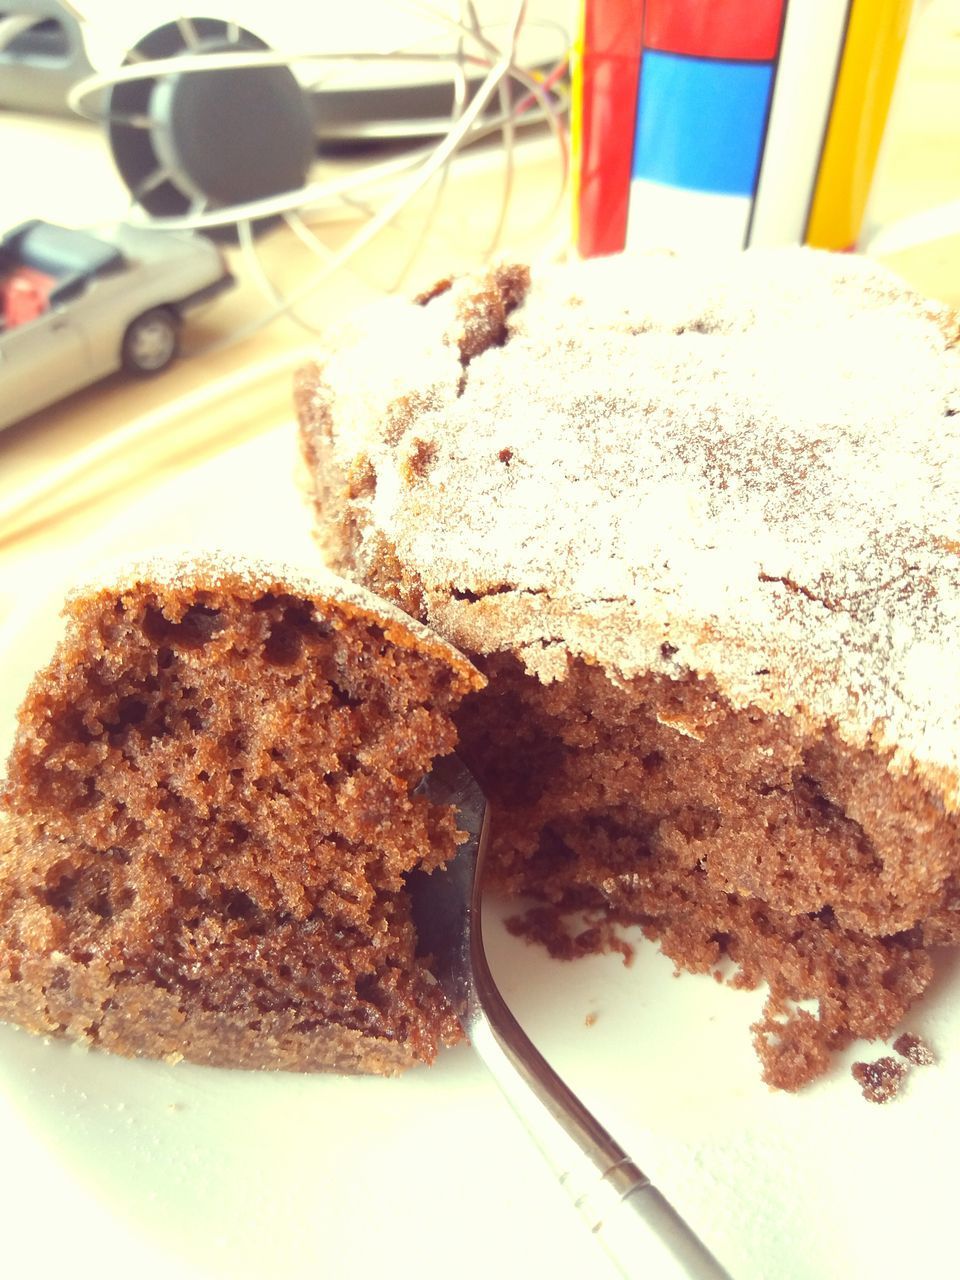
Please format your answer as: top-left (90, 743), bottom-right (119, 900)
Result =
top-left (0, 0), bottom-right (572, 588)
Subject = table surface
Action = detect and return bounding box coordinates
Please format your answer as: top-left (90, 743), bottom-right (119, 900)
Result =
top-left (1, 0), bottom-right (960, 612)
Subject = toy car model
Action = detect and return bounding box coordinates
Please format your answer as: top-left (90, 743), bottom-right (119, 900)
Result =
top-left (0, 220), bottom-right (234, 430)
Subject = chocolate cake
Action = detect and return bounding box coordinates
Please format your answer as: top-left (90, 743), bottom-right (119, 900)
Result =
top-left (296, 249), bottom-right (960, 1089)
top-left (0, 556), bottom-right (482, 1073)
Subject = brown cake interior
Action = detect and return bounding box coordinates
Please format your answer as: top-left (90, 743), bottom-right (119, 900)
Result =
top-left (0, 567), bottom-right (480, 1073)
top-left (458, 652), bottom-right (950, 1089)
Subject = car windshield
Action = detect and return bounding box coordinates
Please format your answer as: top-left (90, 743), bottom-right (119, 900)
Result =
top-left (10, 222), bottom-right (123, 279)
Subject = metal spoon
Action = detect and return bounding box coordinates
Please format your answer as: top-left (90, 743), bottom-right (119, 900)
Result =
top-left (410, 755), bottom-right (732, 1280)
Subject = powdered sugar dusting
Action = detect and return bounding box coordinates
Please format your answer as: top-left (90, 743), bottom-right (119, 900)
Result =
top-left (302, 250), bottom-right (960, 805)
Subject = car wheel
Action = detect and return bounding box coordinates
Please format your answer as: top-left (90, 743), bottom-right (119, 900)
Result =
top-left (122, 308), bottom-right (180, 375)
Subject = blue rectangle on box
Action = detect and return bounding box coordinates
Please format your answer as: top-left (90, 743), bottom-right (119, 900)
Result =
top-left (632, 51), bottom-right (773, 196)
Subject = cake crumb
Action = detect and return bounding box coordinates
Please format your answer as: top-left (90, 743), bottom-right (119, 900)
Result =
top-left (506, 906), bottom-right (635, 966)
top-left (852, 1056), bottom-right (907, 1104)
top-left (893, 1032), bottom-right (935, 1065)
top-left (402, 437), bottom-right (437, 481)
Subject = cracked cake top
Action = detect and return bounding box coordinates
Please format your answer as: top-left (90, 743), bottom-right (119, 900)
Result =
top-left (297, 251), bottom-right (960, 806)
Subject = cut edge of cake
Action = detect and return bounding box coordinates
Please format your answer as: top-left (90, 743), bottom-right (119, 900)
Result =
top-left (0, 553), bottom-right (484, 1075)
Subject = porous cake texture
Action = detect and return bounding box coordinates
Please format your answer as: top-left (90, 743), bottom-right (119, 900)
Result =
top-left (296, 250), bottom-right (960, 1088)
top-left (0, 556), bottom-right (482, 1073)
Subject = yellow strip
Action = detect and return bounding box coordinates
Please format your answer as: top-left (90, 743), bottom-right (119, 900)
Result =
top-left (806, 0), bottom-right (913, 249)
top-left (570, 0), bottom-right (587, 250)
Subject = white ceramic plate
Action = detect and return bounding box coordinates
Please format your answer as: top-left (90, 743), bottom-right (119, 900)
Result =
top-left (0, 424), bottom-right (956, 1280)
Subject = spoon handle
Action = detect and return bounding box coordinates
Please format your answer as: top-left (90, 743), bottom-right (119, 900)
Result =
top-left (468, 1009), bottom-right (732, 1280)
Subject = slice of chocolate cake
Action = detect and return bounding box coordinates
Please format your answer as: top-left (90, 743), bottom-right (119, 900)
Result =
top-left (0, 555), bottom-right (482, 1073)
top-left (296, 249), bottom-right (960, 1088)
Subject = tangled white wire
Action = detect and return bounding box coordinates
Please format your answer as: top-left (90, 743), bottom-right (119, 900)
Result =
top-left (65, 1), bottom-right (569, 343)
